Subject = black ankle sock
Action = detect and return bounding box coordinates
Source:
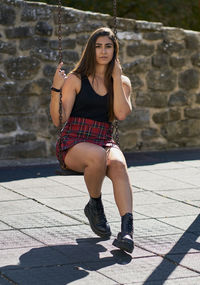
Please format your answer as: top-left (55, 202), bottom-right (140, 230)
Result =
top-left (90, 195), bottom-right (101, 202)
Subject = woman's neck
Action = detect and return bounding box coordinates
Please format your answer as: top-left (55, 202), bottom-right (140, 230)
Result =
top-left (95, 64), bottom-right (107, 79)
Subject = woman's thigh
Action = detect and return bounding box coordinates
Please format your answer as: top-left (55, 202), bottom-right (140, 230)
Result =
top-left (64, 142), bottom-right (107, 173)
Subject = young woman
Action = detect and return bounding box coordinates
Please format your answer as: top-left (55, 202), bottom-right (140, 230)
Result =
top-left (50, 27), bottom-right (134, 253)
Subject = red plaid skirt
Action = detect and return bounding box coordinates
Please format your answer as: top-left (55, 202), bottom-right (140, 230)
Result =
top-left (56, 116), bottom-right (118, 167)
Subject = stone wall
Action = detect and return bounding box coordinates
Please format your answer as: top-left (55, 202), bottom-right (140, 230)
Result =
top-left (1, 0), bottom-right (200, 160)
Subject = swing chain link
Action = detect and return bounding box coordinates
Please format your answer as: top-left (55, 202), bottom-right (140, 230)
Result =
top-left (112, 0), bottom-right (120, 147)
top-left (58, 0), bottom-right (65, 169)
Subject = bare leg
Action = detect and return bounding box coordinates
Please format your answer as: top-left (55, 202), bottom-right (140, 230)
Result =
top-left (64, 142), bottom-right (107, 198)
top-left (106, 147), bottom-right (133, 216)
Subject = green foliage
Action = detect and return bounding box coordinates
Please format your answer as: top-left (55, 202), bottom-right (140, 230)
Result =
top-left (27, 0), bottom-right (200, 31)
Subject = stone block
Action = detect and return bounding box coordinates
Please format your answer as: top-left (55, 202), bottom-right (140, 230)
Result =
top-left (141, 128), bottom-right (159, 139)
top-left (191, 52), bottom-right (200, 67)
top-left (0, 117), bottom-right (17, 133)
top-left (0, 40), bottom-right (16, 54)
top-left (0, 4), bottom-right (16, 25)
top-left (43, 64), bottom-right (56, 78)
top-left (161, 119), bottom-right (200, 140)
top-left (0, 71), bottom-right (6, 82)
top-left (184, 107), bottom-right (200, 119)
top-left (168, 90), bottom-right (189, 106)
top-left (129, 74), bottom-right (144, 90)
top-left (18, 113), bottom-right (49, 133)
top-left (127, 42), bottom-right (154, 56)
top-left (49, 39), bottom-right (76, 50)
top-left (19, 37), bottom-right (49, 51)
top-left (0, 95), bottom-right (40, 115)
top-left (153, 109), bottom-right (181, 124)
top-left (196, 93), bottom-right (200, 104)
top-left (5, 26), bottom-right (33, 38)
top-left (30, 47), bottom-right (58, 62)
top-left (76, 34), bottom-right (90, 46)
top-left (15, 133), bottom-right (37, 143)
top-left (21, 4), bottom-right (52, 21)
top-left (35, 21), bottom-right (53, 36)
top-left (0, 141), bottom-right (47, 159)
top-left (0, 81), bottom-right (19, 96)
top-left (0, 136), bottom-right (14, 145)
top-left (143, 31), bottom-right (164, 41)
top-left (21, 78), bottom-right (51, 96)
top-left (152, 53), bottom-right (169, 68)
top-left (62, 50), bottom-right (79, 63)
top-left (123, 58), bottom-right (150, 74)
top-left (170, 56), bottom-right (185, 68)
top-left (5, 56), bottom-right (40, 80)
top-left (119, 109), bottom-right (150, 131)
top-left (136, 91), bottom-right (168, 108)
top-left (53, 8), bottom-right (83, 24)
top-left (158, 40), bottom-right (185, 54)
top-left (178, 69), bottom-right (199, 90)
top-left (185, 33), bottom-right (200, 50)
top-left (119, 131), bottom-right (138, 151)
top-left (146, 69), bottom-right (176, 91)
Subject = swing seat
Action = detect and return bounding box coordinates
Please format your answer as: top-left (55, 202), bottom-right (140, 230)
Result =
top-left (56, 167), bottom-right (83, 176)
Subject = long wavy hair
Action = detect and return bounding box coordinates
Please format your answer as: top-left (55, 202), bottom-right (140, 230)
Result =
top-left (71, 27), bottom-right (119, 121)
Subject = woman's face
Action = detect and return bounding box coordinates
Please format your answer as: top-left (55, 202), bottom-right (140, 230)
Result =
top-left (95, 36), bottom-right (114, 65)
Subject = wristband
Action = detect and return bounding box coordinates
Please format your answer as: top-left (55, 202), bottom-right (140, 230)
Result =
top-left (51, 86), bottom-right (61, 92)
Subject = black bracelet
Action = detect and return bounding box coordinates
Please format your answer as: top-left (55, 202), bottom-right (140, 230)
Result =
top-left (51, 86), bottom-right (61, 92)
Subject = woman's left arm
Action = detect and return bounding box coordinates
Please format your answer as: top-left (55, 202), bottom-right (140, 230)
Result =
top-left (112, 59), bottom-right (133, 120)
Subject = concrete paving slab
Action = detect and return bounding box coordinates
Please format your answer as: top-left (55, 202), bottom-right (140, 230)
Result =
top-left (158, 215), bottom-right (200, 234)
top-left (130, 161), bottom-right (190, 171)
top-left (0, 211), bottom-right (81, 229)
top-left (0, 199), bottom-right (52, 215)
top-left (135, 232), bottom-right (200, 255)
top-left (1, 177), bottom-right (61, 190)
top-left (85, 256), bottom-right (199, 284)
top-left (37, 196), bottom-right (113, 211)
top-left (9, 185), bottom-right (86, 199)
top-left (0, 187), bottom-right (25, 201)
top-left (156, 188), bottom-right (200, 203)
top-left (125, 276), bottom-right (200, 284)
top-left (130, 171), bottom-right (195, 191)
top-left (0, 230), bottom-right (43, 249)
top-left (0, 221), bottom-right (12, 231)
top-left (167, 252), bottom-right (200, 273)
top-left (134, 202), bottom-right (200, 218)
top-left (150, 167), bottom-right (200, 187)
top-left (2, 264), bottom-right (117, 285)
top-left (21, 224), bottom-right (100, 245)
top-left (134, 219), bottom-right (183, 237)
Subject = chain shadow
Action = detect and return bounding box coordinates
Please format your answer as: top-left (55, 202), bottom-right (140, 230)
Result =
top-left (0, 237), bottom-right (132, 285)
top-left (143, 214), bottom-right (200, 284)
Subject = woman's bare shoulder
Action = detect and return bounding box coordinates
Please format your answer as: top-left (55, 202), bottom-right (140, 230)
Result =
top-left (121, 74), bottom-right (131, 88)
top-left (63, 72), bottom-right (81, 93)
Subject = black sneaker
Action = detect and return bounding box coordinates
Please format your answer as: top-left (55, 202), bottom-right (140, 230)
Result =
top-left (84, 198), bottom-right (111, 238)
top-left (112, 213), bottom-right (134, 253)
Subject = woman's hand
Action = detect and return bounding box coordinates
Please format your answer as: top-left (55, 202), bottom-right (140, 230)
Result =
top-left (112, 58), bottom-right (122, 80)
top-left (52, 62), bottom-right (67, 89)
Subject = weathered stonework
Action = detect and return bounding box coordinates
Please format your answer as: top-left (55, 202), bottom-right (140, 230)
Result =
top-left (0, 0), bottom-right (200, 161)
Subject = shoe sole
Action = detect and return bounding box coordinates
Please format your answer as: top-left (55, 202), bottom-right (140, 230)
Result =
top-left (84, 206), bottom-right (111, 238)
top-left (112, 238), bottom-right (134, 253)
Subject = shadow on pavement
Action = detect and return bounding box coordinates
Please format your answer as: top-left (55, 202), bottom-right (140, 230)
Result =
top-left (1, 148), bottom-right (200, 182)
top-left (0, 237), bottom-right (132, 285)
top-left (143, 214), bottom-right (200, 284)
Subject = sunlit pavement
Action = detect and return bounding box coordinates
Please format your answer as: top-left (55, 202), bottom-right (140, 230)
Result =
top-left (0, 149), bottom-right (200, 285)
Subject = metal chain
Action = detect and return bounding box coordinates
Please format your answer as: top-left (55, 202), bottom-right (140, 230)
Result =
top-left (57, 0), bottom-right (65, 169)
top-left (112, 0), bottom-right (120, 147)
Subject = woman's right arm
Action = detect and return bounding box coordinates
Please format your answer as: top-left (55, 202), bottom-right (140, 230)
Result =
top-left (50, 63), bottom-right (80, 127)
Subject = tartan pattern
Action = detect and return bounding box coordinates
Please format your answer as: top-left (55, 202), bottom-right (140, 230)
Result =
top-left (56, 116), bottom-right (117, 166)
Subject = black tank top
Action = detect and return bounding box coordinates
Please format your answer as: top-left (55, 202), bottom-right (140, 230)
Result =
top-left (70, 76), bottom-right (110, 122)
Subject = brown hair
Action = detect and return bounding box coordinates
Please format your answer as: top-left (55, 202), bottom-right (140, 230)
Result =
top-left (71, 27), bottom-right (119, 121)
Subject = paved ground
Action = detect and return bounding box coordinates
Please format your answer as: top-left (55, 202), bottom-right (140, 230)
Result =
top-left (0, 149), bottom-right (200, 285)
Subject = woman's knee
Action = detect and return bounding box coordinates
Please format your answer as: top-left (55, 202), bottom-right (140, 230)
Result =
top-left (87, 147), bottom-right (107, 169)
top-left (107, 159), bottom-right (127, 178)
